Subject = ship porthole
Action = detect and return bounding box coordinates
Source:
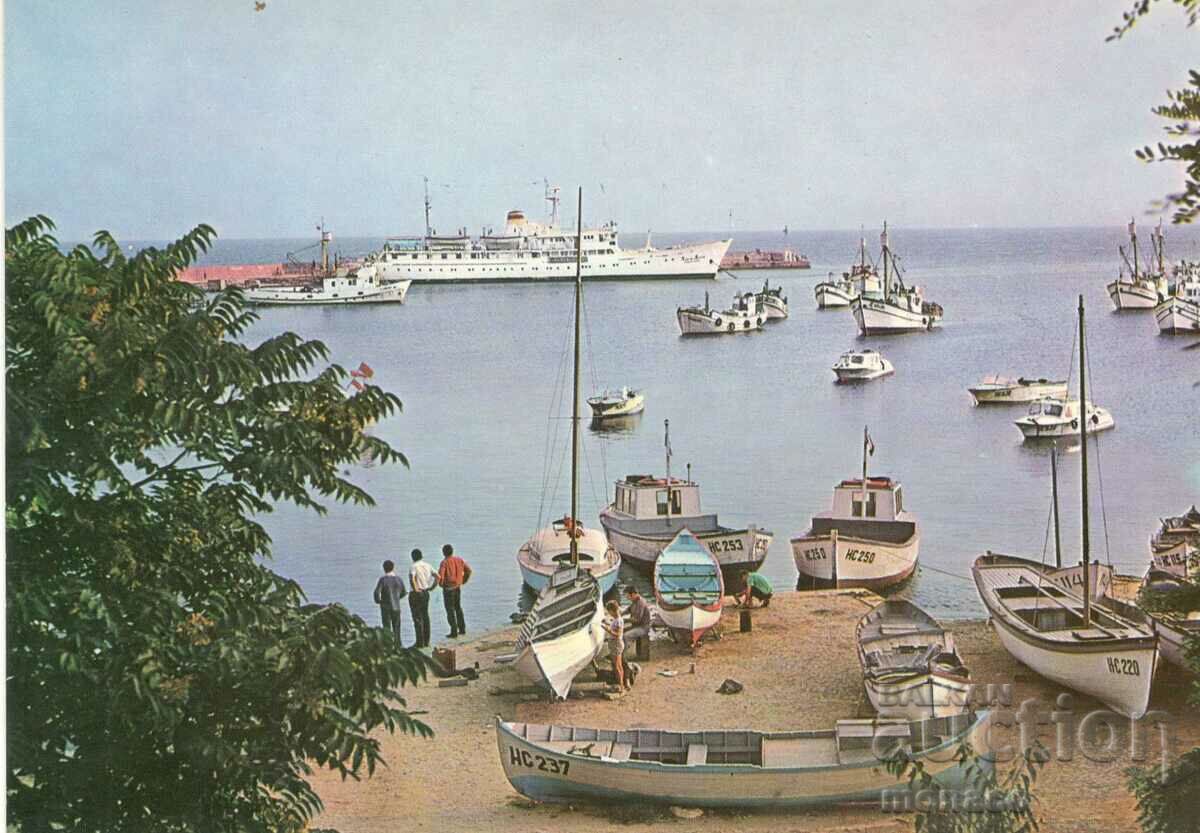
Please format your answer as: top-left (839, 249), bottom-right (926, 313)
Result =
top-left (727, 323), bottom-right (735, 333)
top-left (1071, 419), bottom-right (1079, 429)
top-left (757, 317), bottom-right (764, 326)
top-left (743, 320), bottom-right (750, 329)
top-left (714, 317), bottom-right (722, 327)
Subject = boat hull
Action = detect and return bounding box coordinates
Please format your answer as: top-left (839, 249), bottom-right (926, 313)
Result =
top-left (676, 308), bottom-right (763, 335)
top-left (791, 530), bottom-right (919, 592)
top-left (519, 560), bottom-right (619, 595)
top-left (658, 603), bottom-right (722, 647)
top-left (588, 394), bottom-right (645, 419)
top-left (245, 279), bottom-right (411, 305)
top-left (1107, 279), bottom-right (1159, 310)
top-left (513, 610), bottom-right (605, 700)
top-left (851, 297), bottom-right (939, 335)
top-left (761, 296), bottom-right (789, 320)
top-left (969, 383), bottom-right (1068, 404)
top-left (833, 361), bottom-right (894, 383)
top-left (600, 516), bottom-right (771, 589)
top-left (814, 282), bottom-right (853, 308)
top-left (496, 713), bottom-right (992, 808)
top-left (1015, 411), bottom-right (1115, 439)
top-left (865, 674), bottom-right (973, 721)
top-left (1154, 297), bottom-right (1200, 334)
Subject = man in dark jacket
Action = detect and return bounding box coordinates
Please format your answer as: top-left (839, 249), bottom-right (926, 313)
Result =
top-left (373, 559), bottom-right (407, 646)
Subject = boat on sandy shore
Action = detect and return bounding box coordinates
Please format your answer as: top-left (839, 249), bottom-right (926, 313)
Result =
top-left (653, 530), bottom-right (724, 650)
top-left (516, 519), bottom-right (620, 594)
top-left (856, 600), bottom-right (971, 721)
top-left (1107, 219), bottom-right (1167, 311)
top-left (511, 564), bottom-right (605, 700)
top-left (832, 349), bottom-right (894, 382)
top-left (1105, 581), bottom-right (1200, 671)
top-left (815, 235), bottom-right (882, 309)
top-left (587, 387), bottom-right (645, 419)
top-left (792, 429), bottom-right (919, 592)
top-left (599, 421), bottom-right (772, 592)
top-left (850, 225), bottom-right (942, 334)
top-left (375, 181), bottom-right (730, 283)
top-left (968, 375), bottom-right (1068, 405)
top-left (1014, 397), bottom-right (1114, 440)
top-left (495, 710), bottom-right (991, 808)
top-left (676, 291), bottom-right (765, 334)
top-left (1155, 263), bottom-right (1200, 333)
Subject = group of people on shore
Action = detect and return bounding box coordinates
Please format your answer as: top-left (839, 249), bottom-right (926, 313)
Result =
top-left (372, 545), bottom-right (472, 649)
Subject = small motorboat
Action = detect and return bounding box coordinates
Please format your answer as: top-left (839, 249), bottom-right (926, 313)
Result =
top-left (832, 349), bottom-right (894, 382)
top-left (511, 564), bottom-right (605, 700)
top-left (496, 710), bottom-right (992, 808)
top-left (677, 291), bottom-right (765, 335)
top-left (653, 530), bottom-right (724, 649)
top-left (856, 600), bottom-right (971, 721)
top-left (754, 279), bottom-right (789, 320)
top-left (516, 517), bottom-right (621, 594)
top-left (1014, 397), bottom-right (1114, 440)
top-left (968, 375), bottom-right (1068, 405)
top-left (587, 386), bottom-right (645, 419)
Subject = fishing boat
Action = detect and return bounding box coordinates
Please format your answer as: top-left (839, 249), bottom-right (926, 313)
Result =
top-left (374, 180), bottom-right (730, 283)
top-left (754, 280), bottom-right (789, 320)
top-left (1107, 219), bottom-right (1168, 310)
top-left (856, 600), bottom-right (971, 721)
top-left (517, 518), bottom-right (620, 594)
top-left (968, 375), bottom-right (1068, 405)
top-left (245, 225), bottom-right (412, 306)
top-left (791, 428), bottom-right (919, 592)
top-left (850, 224), bottom-right (943, 334)
top-left (495, 710), bottom-right (992, 808)
top-left (510, 188), bottom-right (608, 699)
top-left (832, 349), bottom-right (894, 382)
top-left (1105, 584), bottom-right (1200, 671)
top-left (653, 530), bottom-right (725, 649)
top-left (598, 421), bottom-right (772, 592)
top-left (587, 387), bottom-right (645, 419)
top-left (973, 296), bottom-right (1158, 719)
top-left (1014, 397), bottom-right (1114, 440)
top-left (814, 234), bottom-right (882, 309)
top-left (1155, 263), bottom-right (1200, 333)
top-left (676, 291), bottom-right (765, 335)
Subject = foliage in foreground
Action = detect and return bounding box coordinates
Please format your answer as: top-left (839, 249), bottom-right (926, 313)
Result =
top-left (6, 216), bottom-right (432, 832)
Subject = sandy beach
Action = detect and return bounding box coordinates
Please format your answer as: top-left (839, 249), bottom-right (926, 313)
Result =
top-left (310, 587), bottom-right (1199, 833)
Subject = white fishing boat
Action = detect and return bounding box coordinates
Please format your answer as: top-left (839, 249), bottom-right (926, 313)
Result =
top-left (850, 224), bottom-right (943, 334)
top-left (754, 280), bottom-right (789, 320)
top-left (814, 234), bottom-right (882, 309)
top-left (510, 189), bottom-right (610, 699)
top-left (791, 428), bottom-right (919, 592)
top-left (968, 375), bottom-right (1068, 405)
top-left (512, 564), bottom-right (605, 700)
top-left (375, 180), bottom-right (730, 283)
top-left (653, 530), bottom-right (724, 649)
top-left (587, 387), bottom-right (645, 419)
top-left (517, 519), bottom-right (620, 594)
top-left (832, 349), bottom-right (894, 382)
top-left (676, 290), bottom-right (765, 335)
top-left (1154, 264), bottom-right (1200, 334)
top-left (1107, 219), bottom-right (1168, 310)
top-left (599, 421), bottom-right (773, 592)
top-left (1106, 584), bottom-right (1200, 672)
top-left (1014, 397), bottom-right (1114, 439)
top-left (974, 296), bottom-right (1158, 719)
top-left (856, 600), bottom-right (971, 721)
top-left (245, 226), bottom-right (412, 306)
top-left (495, 710), bottom-right (992, 808)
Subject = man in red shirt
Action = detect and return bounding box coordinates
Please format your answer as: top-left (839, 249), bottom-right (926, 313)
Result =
top-left (437, 544), bottom-right (471, 638)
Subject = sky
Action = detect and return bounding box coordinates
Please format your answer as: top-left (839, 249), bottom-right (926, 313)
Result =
top-left (4, 1), bottom-right (1198, 240)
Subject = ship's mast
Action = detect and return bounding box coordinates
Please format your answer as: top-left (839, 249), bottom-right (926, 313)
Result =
top-left (318, 219), bottom-right (331, 274)
top-left (424, 177), bottom-right (433, 238)
top-left (1078, 294), bottom-right (1091, 627)
top-left (1050, 446), bottom-right (1062, 569)
top-left (545, 180), bottom-right (561, 227)
top-left (881, 222), bottom-right (890, 298)
top-left (664, 419), bottom-right (672, 496)
top-left (1156, 220), bottom-right (1165, 274)
top-left (570, 187), bottom-right (583, 567)
top-left (1129, 218), bottom-right (1139, 280)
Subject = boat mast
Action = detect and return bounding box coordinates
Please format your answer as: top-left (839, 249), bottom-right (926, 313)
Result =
top-left (1156, 220), bottom-right (1165, 275)
top-left (1078, 294), bottom-right (1091, 626)
top-left (1050, 446), bottom-right (1063, 568)
top-left (424, 177), bottom-right (433, 238)
top-left (1129, 219), bottom-right (1139, 280)
top-left (318, 219), bottom-right (330, 274)
top-left (664, 419), bottom-right (672, 491)
top-left (570, 188), bottom-right (583, 568)
top-left (861, 425), bottom-right (869, 518)
top-left (881, 223), bottom-right (890, 298)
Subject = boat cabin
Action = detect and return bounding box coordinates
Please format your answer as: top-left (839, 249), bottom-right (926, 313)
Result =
top-left (611, 475), bottom-right (703, 520)
top-left (1024, 398), bottom-right (1094, 420)
top-left (822, 478), bottom-right (905, 522)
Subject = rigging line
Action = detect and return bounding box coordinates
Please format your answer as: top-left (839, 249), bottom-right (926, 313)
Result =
top-left (1084, 338), bottom-right (1114, 567)
top-left (913, 560), bottom-right (976, 585)
top-left (535, 293), bottom-right (576, 533)
top-left (1064, 316), bottom-right (1078, 391)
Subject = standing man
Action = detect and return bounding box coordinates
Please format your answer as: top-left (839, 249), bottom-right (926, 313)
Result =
top-left (373, 560), bottom-right (407, 647)
top-left (408, 548), bottom-right (438, 649)
top-left (437, 544), bottom-right (471, 639)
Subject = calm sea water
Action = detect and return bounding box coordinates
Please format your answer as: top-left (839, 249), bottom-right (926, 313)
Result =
top-left (195, 227), bottom-right (1199, 640)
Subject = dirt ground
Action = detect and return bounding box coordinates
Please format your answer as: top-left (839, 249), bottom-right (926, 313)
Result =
top-left (311, 587), bottom-right (1199, 833)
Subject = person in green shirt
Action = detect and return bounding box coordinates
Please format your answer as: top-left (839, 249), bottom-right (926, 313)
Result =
top-left (740, 571), bottom-right (773, 608)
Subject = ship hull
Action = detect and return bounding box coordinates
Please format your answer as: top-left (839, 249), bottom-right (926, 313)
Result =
top-left (599, 513), bottom-right (771, 590)
top-left (1106, 279), bottom-right (1159, 310)
top-left (791, 530), bottom-right (919, 592)
top-left (245, 279), bottom-right (411, 305)
top-left (1154, 297), bottom-right (1200, 334)
top-left (851, 297), bottom-right (939, 335)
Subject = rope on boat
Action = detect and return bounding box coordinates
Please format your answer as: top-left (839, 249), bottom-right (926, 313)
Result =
top-left (1083, 334), bottom-right (1114, 567)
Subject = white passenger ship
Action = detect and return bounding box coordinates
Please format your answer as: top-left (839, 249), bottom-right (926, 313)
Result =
top-left (373, 183), bottom-right (730, 283)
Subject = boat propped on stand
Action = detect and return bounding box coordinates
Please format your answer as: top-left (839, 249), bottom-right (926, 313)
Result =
top-left (495, 710), bottom-right (992, 808)
top-left (1107, 218), bottom-right (1168, 311)
top-left (973, 296), bottom-right (1157, 719)
top-left (791, 428), bottom-right (919, 592)
top-left (856, 600), bottom-right (971, 721)
top-left (510, 188), bottom-right (608, 699)
top-left (676, 291), bottom-right (765, 335)
top-left (850, 224), bottom-right (943, 334)
top-left (599, 420), bottom-right (773, 592)
top-left (653, 530), bottom-right (725, 650)
top-left (815, 234), bottom-right (882, 309)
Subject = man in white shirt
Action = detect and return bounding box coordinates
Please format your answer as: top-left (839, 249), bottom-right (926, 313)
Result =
top-left (408, 548), bottom-right (439, 649)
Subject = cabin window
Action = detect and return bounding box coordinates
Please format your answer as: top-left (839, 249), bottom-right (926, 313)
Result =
top-left (894, 487), bottom-right (903, 514)
top-left (852, 492), bottom-right (877, 518)
top-left (1046, 404), bottom-right (1063, 417)
top-left (656, 490), bottom-right (669, 516)
top-left (669, 488), bottom-right (682, 514)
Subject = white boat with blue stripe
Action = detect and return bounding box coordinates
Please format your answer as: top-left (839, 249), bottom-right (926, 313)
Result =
top-left (517, 518), bottom-right (620, 594)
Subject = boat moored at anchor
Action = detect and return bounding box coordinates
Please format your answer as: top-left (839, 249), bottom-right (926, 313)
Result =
top-left (849, 224), bottom-right (943, 334)
top-left (676, 290), bottom-right (766, 335)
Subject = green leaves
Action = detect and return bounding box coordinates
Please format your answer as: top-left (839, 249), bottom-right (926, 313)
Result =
top-left (6, 218), bottom-right (431, 833)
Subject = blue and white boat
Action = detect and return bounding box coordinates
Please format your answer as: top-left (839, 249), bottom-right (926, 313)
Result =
top-left (517, 518), bottom-right (620, 594)
top-left (653, 529), bottom-right (724, 649)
